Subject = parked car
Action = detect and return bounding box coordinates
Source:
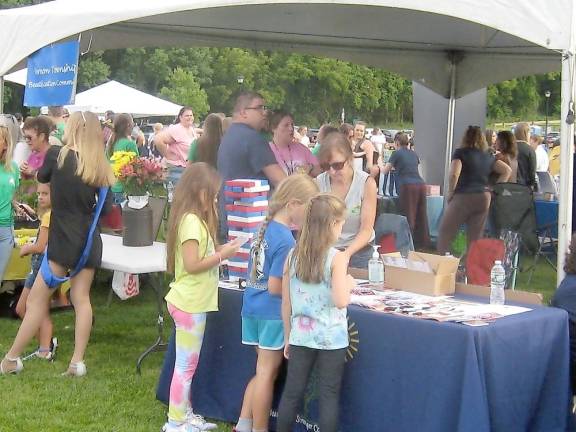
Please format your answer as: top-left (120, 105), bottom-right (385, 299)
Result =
top-left (545, 131), bottom-right (560, 146)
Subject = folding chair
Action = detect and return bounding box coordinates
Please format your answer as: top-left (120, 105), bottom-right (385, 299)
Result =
top-left (526, 200), bottom-right (558, 284)
top-left (374, 213), bottom-right (414, 257)
top-left (499, 230), bottom-right (520, 290)
top-left (491, 183), bottom-right (539, 255)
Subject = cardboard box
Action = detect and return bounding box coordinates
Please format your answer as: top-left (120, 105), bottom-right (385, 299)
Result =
top-left (384, 251), bottom-right (460, 296)
top-left (425, 185), bottom-right (441, 196)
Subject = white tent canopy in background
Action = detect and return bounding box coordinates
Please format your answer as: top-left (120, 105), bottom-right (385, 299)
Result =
top-left (5, 67), bottom-right (26, 86)
top-left (66, 80), bottom-right (182, 118)
top-left (0, 0), bottom-right (573, 282)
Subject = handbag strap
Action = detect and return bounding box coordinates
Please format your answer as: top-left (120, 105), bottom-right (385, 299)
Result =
top-left (40, 187), bottom-right (109, 288)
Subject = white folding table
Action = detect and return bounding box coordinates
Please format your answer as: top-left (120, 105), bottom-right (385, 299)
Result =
top-left (100, 234), bottom-right (167, 374)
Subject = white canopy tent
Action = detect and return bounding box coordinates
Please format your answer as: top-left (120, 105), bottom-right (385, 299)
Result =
top-left (4, 67), bottom-right (26, 86)
top-left (0, 0), bottom-right (573, 282)
top-left (65, 80), bottom-right (182, 118)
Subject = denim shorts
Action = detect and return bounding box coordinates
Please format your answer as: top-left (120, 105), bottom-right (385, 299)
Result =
top-left (242, 317), bottom-right (284, 350)
top-left (24, 252), bottom-right (44, 289)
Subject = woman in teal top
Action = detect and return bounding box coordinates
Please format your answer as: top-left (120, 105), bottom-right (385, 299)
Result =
top-left (0, 125), bottom-right (20, 286)
top-left (107, 113), bottom-right (139, 203)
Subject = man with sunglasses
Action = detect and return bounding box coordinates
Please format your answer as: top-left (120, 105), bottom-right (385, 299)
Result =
top-left (217, 92), bottom-right (285, 185)
top-left (216, 92), bottom-right (286, 239)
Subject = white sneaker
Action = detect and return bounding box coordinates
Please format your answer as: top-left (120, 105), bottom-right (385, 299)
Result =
top-left (187, 413), bottom-right (217, 431)
top-left (161, 422), bottom-right (200, 432)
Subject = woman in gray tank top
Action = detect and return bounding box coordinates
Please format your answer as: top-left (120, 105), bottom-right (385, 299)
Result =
top-left (316, 131), bottom-right (377, 268)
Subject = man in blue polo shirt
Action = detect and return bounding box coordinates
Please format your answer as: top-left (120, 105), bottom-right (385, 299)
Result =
top-left (217, 91), bottom-right (286, 240)
top-left (217, 91), bottom-right (285, 184)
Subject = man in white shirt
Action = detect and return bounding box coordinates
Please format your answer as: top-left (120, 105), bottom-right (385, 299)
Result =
top-left (370, 127), bottom-right (387, 153)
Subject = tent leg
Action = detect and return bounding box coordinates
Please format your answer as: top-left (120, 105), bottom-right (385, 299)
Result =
top-left (0, 77), bottom-right (4, 114)
top-left (557, 51), bottom-right (575, 286)
top-left (443, 59), bottom-right (457, 198)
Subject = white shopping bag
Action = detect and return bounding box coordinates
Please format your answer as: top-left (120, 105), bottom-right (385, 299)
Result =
top-left (112, 271), bottom-right (140, 300)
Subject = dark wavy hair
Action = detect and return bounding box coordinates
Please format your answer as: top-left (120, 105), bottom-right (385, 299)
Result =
top-left (460, 125), bottom-right (487, 151)
top-left (496, 131), bottom-right (518, 158)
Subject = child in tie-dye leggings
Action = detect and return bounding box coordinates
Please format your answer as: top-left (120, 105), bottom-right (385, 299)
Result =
top-left (162, 163), bottom-right (243, 432)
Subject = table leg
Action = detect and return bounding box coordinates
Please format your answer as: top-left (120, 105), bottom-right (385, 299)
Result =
top-left (136, 272), bottom-right (167, 374)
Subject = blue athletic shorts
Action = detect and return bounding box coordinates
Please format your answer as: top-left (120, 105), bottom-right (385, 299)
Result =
top-left (241, 317), bottom-right (284, 350)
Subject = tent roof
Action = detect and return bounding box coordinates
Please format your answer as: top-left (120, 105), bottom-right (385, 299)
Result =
top-left (0, 0), bottom-right (572, 97)
top-left (65, 80), bottom-right (182, 118)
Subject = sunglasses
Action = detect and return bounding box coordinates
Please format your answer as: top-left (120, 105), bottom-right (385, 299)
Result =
top-left (320, 161), bottom-right (346, 171)
top-left (245, 105), bottom-right (268, 112)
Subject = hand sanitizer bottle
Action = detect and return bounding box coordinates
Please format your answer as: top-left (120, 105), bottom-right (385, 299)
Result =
top-left (368, 245), bottom-right (384, 285)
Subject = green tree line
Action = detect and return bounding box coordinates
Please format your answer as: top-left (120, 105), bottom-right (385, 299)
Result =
top-left (0, 0), bottom-right (563, 125)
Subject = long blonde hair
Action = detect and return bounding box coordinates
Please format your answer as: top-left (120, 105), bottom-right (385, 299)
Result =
top-left (58, 111), bottom-right (115, 187)
top-left (292, 194), bottom-right (347, 284)
top-left (0, 126), bottom-right (14, 172)
top-left (249, 174), bottom-right (319, 282)
top-left (167, 163), bottom-right (221, 274)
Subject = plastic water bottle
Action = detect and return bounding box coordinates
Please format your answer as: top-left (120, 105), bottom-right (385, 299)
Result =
top-left (368, 245), bottom-right (384, 285)
top-left (167, 181), bottom-right (174, 203)
top-left (490, 260), bottom-right (506, 305)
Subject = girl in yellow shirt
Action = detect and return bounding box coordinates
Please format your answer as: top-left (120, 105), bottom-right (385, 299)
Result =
top-left (163, 162), bottom-right (243, 432)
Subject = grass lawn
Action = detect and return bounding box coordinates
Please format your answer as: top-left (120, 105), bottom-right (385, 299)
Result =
top-left (0, 260), bottom-right (560, 431)
top-left (0, 271), bottom-right (230, 432)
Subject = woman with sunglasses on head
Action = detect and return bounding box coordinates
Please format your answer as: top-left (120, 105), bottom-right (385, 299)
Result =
top-left (268, 110), bottom-right (321, 177)
top-left (437, 126), bottom-right (511, 255)
top-left (1, 111), bottom-right (116, 376)
top-left (155, 106), bottom-right (198, 184)
top-left (316, 131), bottom-right (377, 269)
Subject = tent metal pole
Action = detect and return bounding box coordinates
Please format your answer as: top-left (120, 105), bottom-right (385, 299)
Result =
top-left (0, 76), bottom-right (4, 114)
top-left (557, 51), bottom-right (575, 285)
top-left (443, 60), bottom-right (456, 198)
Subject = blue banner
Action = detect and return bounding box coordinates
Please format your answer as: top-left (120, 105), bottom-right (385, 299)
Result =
top-left (24, 40), bottom-right (79, 107)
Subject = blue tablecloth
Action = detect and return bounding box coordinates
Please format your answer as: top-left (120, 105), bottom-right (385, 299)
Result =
top-left (535, 199), bottom-right (559, 238)
top-left (157, 288), bottom-right (571, 432)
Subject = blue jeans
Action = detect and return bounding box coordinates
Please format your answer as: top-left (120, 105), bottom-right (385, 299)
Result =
top-left (166, 166), bottom-right (185, 185)
top-left (0, 226), bottom-right (14, 284)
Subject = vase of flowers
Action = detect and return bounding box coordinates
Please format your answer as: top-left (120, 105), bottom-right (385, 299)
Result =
top-left (110, 151), bottom-right (164, 247)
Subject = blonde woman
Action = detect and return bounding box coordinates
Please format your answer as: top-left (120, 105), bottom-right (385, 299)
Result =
top-left (0, 125), bottom-right (18, 289)
top-left (1, 111), bottom-right (115, 376)
top-left (234, 175), bottom-right (319, 432)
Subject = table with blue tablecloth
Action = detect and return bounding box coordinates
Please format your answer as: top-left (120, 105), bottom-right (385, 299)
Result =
top-left (156, 287), bottom-right (571, 432)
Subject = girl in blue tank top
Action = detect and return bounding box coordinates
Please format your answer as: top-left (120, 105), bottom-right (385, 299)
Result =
top-left (235, 174), bottom-right (318, 432)
top-left (276, 193), bottom-right (356, 432)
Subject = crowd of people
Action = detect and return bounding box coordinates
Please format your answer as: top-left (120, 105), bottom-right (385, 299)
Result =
top-left (0, 91), bottom-right (574, 432)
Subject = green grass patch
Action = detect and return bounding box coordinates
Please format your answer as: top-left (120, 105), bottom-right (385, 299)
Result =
top-left (0, 272), bottom-right (230, 432)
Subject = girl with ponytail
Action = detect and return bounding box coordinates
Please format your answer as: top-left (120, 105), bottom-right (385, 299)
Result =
top-left (234, 174), bottom-right (318, 432)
